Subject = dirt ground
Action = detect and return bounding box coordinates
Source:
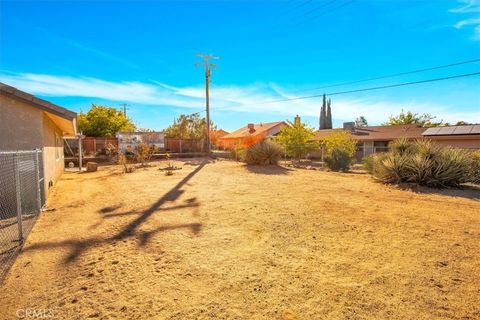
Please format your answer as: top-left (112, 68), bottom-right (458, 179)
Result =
top-left (1, 158), bottom-right (479, 320)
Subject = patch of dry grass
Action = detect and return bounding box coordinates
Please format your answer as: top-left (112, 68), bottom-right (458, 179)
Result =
top-left (1, 158), bottom-right (479, 319)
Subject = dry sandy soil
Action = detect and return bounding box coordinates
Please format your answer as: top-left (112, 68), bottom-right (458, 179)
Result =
top-left (1, 158), bottom-right (479, 320)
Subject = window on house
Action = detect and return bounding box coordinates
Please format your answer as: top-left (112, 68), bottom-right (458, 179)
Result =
top-left (373, 141), bottom-right (389, 153)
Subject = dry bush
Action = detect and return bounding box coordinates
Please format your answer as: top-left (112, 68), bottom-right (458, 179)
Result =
top-left (105, 143), bottom-right (118, 163)
top-left (325, 149), bottom-right (352, 172)
top-left (118, 154), bottom-right (135, 173)
top-left (136, 142), bottom-right (153, 166)
top-left (243, 140), bottom-right (282, 165)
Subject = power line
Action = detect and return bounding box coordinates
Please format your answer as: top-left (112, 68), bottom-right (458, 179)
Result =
top-left (267, 71), bottom-right (480, 103)
top-left (292, 58), bottom-right (480, 93)
top-left (295, 0), bottom-right (355, 26)
top-left (253, 72), bottom-right (480, 104)
top-left (194, 71), bottom-right (480, 114)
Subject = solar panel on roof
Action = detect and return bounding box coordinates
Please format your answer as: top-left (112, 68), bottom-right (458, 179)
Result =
top-left (422, 127), bottom-right (440, 135)
top-left (452, 126), bottom-right (473, 134)
top-left (437, 126), bottom-right (456, 135)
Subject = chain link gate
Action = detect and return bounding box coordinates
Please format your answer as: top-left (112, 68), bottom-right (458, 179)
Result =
top-left (0, 150), bottom-right (44, 281)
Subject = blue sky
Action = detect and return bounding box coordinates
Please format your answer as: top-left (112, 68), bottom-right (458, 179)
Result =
top-left (0, 0), bottom-right (479, 132)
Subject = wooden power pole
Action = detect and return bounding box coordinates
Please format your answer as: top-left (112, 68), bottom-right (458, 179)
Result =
top-left (196, 54), bottom-right (218, 154)
top-left (119, 103), bottom-right (129, 117)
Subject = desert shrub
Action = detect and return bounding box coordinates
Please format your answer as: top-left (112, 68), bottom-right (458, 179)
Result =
top-left (324, 148), bottom-right (352, 172)
top-left (230, 146), bottom-right (245, 162)
top-left (321, 130), bottom-right (357, 172)
top-left (118, 154), bottom-right (134, 173)
top-left (243, 140), bottom-right (282, 165)
top-left (372, 139), bottom-right (475, 187)
top-left (470, 151), bottom-right (480, 184)
top-left (373, 152), bottom-right (411, 184)
top-left (389, 137), bottom-right (413, 155)
top-left (105, 143), bottom-right (118, 163)
top-left (362, 154), bottom-right (375, 173)
top-left (136, 142), bottom-right (153, 166)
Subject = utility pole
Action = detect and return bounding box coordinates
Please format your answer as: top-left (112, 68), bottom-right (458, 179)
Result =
top-left (195, 54), bottom-right (219, 154)
top-left (119, 103), bottom-right (129, 117)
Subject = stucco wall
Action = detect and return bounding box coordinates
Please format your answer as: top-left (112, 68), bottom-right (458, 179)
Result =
top-left (0, 95), bottom-right (43, 150)
top-left (42, 114), bottom-right (65, 194)
top-left (0, 95), bottom-right (65, 199)
top-left (430, 138), bottom-right (480, 149)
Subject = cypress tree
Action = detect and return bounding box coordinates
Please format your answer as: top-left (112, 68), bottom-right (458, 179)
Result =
top-left (327, 98), bottom-right (332, 129)
top-left (320, 94), bottom-right (327, 129)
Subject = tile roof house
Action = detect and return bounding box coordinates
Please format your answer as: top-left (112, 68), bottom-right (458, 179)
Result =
top-left (315, 123), bottom-right (425, 159)
top-left (315, 122), bottom-right (480, 160)
top-left (218, 121), bottom-right (287, 150)
top-left (0, 82), bottom-right (77, 199)
top-left (211, 129), bottom-right (229, 147)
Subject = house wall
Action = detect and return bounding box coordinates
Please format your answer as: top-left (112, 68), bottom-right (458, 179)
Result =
top-left (219, 132), bottom-right (267, 150)
top-left (0, 95), bottom-right (65, 199)
top-left (0, 95), bottom-right (43, 150)
top-left (42, 114), bottom-right (65, 194)
top-left (429, 137), bottom-right (480, 149)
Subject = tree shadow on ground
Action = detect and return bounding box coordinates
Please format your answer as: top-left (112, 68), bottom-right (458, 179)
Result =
top-left (244, 164), bottom-right (292, 175)
top-left (21, 159), bottom-right (209, 264)
top-left (397, 183), bottom-right (480, 201)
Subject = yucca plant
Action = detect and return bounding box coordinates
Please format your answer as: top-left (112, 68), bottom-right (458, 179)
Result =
top-left (373, 152), bottom-right (410, 184)
top-left (470, 151), bottom-right (480, 184)
top-left (243, 140), bottom-right (283, 165)
top-left (389, 137), bottom-right (413, 156)
top-left (372, 138), bottom-right (475, 187)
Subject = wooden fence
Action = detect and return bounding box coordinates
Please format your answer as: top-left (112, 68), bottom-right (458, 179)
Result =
top-left (64, 137), bottom-right (204, 156)
top-left (64, 137), bottom-right (118, 156)
top-left (164, 138), bottom-right (204, 153)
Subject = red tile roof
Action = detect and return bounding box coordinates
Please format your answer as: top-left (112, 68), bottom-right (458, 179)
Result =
top-left (315, 124), bottom-right (425, 141)
top-left (220, 122), bottom-right (286, 139)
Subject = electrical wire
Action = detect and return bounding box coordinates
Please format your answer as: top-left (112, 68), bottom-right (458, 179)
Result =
top-left (255, 72), bottom-right (480, 104)
top-left (291, 58), bottom-right (480, 93)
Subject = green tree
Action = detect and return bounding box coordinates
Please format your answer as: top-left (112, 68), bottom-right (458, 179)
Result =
top-left (322, 130), bottom-right (357, 157)
top-left (355, 116), bottom-right (368, 127)
top-left (165, 113), bottom-right (216, 140)
top-left (321, 130), bottom-right (358, 172)
top-left (78, 104), bottom-right (136, 137)
top-left (275, 120), bottom-right (319, 158)
top-left (383, 109), bottom-right (442, 127)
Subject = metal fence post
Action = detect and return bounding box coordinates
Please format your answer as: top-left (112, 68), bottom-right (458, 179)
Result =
top-left (13, 153), bottom-right (24, 243)
top-left (35, 150), bottom-right (42, 211)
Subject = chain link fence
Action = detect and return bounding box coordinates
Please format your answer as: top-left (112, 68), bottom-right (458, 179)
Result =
top-left (0, 150), bottom-right (44, 281)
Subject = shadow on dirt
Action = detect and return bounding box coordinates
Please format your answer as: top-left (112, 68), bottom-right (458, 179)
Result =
top-left (397, 183), bottom-right (480, 201)
top-left (22, 159), bottom-right (209, 263)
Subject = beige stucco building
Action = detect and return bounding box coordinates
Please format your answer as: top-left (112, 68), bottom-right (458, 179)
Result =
top-left (0, 83), bottom-right (77, 199)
